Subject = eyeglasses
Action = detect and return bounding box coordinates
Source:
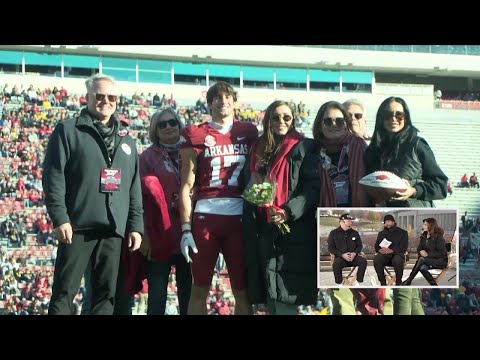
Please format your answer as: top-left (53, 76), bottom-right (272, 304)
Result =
top-left (157, 119), bottom-right (178, 129)
top-left (322, 117), bottom-right (346, 127)
top-left (383, 110), bottom-right (405, 121)
top-left (94, 93), bottom-right (118, 102)
top-left (349, 113), bottom-right (363, 120)
top-left (271, 114), bottom-right (293, 122)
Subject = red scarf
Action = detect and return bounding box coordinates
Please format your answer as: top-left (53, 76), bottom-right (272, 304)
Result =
top-left (120, 236), bottom-right (146, 296)
top-left (319, 132), bottom-right (368, 207)
top-left (250, 130), bottom-right (303, 207)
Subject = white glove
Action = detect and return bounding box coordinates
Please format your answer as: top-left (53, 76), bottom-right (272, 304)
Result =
top-left (181, 231), bottom-right (198, 263)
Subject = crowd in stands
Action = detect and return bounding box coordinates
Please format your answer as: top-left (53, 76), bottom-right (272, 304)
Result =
top-left (437, 90), bottom-right (480, 102)
top-left (421, 282), bottom-right (480, 315)
top-left (459, 173), bottom-right (479, 188)
top-left (0, 244), bottom-right (54, 315)
top-left (461, 212), bottom-right (480, 232)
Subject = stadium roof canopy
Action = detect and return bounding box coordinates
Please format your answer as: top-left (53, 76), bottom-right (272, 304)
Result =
top-left (5, 45), bottom-right (480, 78)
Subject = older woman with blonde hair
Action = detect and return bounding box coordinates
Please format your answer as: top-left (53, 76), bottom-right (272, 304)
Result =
top-left (139, 107), bottom-right (191, 315)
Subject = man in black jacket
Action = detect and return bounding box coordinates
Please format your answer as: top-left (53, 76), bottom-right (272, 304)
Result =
top-left (373, 214), bottom-right (408, 285)
top-left (328, 214), bottom-right (367, 286)
top-left (43, 74), bottom-right (143, 315)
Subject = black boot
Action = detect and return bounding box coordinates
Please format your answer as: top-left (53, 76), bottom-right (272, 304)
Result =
top-left (401, 258), bottom-right (424, 285)
top-left (420, 268), bottom-right (438, 286)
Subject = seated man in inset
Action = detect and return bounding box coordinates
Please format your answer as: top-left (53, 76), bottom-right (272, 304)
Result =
top-left (373, 214), bottom-right (408, 285)
top-left (327, 214), bottom-right (367, 286)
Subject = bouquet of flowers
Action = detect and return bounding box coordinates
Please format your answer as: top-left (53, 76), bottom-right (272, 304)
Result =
top-left (242, 177), bottom-right (290, 234)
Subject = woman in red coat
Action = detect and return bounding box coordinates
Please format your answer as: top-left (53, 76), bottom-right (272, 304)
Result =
top-left (139, 108), bottom-right (191, 315)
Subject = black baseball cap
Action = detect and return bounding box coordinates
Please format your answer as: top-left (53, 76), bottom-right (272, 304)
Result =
top-left (384, 214), bottom-right (395, 223)
top-left (340, 214), bottom-right (354, 221)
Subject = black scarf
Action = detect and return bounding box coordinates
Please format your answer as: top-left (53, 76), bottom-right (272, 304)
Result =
top-left (91, 115), bottom-right (119, 158)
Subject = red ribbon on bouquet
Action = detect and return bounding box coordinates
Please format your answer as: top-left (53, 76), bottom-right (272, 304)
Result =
top-left (259, 203), bottom-right (284, 223)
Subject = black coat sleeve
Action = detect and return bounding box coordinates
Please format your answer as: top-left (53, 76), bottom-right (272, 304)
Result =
top-left (428, 235), bottom-right (447, 259)
top-left (42, 123), bottom-right (70, 228)
top-left (126, 147), bottom-right (144, 235)
top-left (374, 232), bottom-right (383, 252)
top-left (354, 232), bottom-right (363, 254)
top-left (328, 231), bottom-right (342, 257)
top-left (364, 146), bottom-right (381, 173)
top-left (417, 236), bottom-right (427, 254)
top-left (282, 140), bottom-right (321, 221)
top-left (396, 230), bottom-right (409, 255)
top-left (412, 138), bottom-right (448, 201)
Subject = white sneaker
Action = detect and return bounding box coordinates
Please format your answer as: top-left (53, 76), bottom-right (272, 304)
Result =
top-left (353, 281), bottom-right (364, 287)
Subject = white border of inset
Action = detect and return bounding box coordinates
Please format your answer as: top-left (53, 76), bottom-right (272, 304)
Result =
top-left (317, 207), bottom-right (459, 289)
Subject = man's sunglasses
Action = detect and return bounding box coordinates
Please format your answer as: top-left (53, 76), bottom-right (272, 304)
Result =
top-left (383, 110), bottom-right (405, 121)
top-left (272, 114), bottom-right (293, 122)
top-left (157, 119), bottom-right (178, 129)
top-left (323, 117), bottom-right (346, 127)
top-left (95, 93), bottom-right (118, 102)
top-left (349, 113), bottom-right (363, 120)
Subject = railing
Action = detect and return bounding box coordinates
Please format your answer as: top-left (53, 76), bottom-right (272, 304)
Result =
top-left (375, 83), bottom-right (433, 96)
top-left (299, 45), bottom-right (480, 56)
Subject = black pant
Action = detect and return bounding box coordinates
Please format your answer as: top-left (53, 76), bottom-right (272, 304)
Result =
top-left (113, 261), bottom-right (135, 315)
top-left (332, 255), bottom-right (367, 284)
top-left (405, 257), bottom-right (440, 285)
top-left (146, 253), bottom-right (192, 315)
top-left (374, 253), bottom-right (404, 285)
top-left (80, 253), bottom-right (134, 315)
top-left (49, 231), bottom-right (122, 315)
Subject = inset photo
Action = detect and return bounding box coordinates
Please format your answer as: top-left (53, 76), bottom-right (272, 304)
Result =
top-left (317, 208), bottom-right (459, 289)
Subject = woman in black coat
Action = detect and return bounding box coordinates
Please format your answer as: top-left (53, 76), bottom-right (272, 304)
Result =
top-left (402, 217), bottom-right (448, 286)
top-left (364, 96), bottom-right (448, 314)
top-left (243, 100), bottom-right (320, 315)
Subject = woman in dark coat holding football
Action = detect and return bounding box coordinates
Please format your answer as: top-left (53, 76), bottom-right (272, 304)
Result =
top-left (402, 217), bottom-right (448, 286)
top-left (365, 96), bottom-right (448, 315)
top-left (364, 96), bottom-right (448, 207)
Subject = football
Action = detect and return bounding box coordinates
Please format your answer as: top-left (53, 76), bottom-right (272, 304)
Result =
top-left (359, 171), bottom-right (408, 201)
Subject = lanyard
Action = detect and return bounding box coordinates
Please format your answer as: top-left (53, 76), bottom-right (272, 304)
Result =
top-left (336, 145), bottom-right (347, 171)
